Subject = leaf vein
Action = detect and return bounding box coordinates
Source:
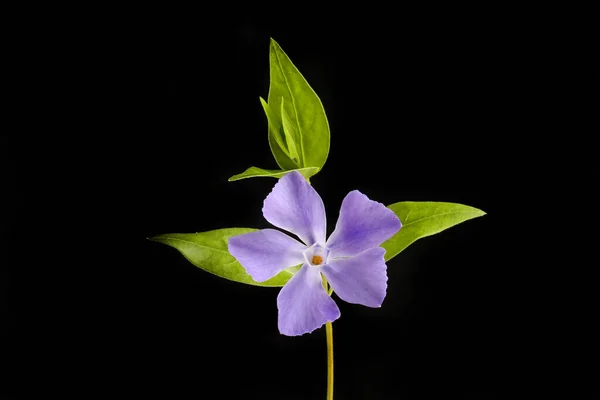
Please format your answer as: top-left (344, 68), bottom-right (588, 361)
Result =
top-left (158, 237), bottom-right (230, 255)
top-left (402, 211), bottom-right (480, 227)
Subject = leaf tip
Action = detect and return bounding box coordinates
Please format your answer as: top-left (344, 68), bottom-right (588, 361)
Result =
top-left (147, 235), bottom-right (163, 244)
top-left (474, 208), bottom-right (487, 217)
top-left (227, 173), bottom-right (243, 182)
top-left (269, 37), bottom-right (284, 54)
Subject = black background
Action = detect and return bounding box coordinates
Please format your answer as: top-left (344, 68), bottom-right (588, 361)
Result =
top-left (5, 6), bottom-right (598, 400)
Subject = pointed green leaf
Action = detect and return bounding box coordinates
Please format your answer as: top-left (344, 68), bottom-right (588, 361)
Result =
top-left (382, 202), bottom-right (486, 262)
top-left (268, 38), bottom-right (330, 171)
top-left (267, 127), bottom-right (298, 171)
top-left (280, 97), bottom-right (300, 164)
top-left (149, 228), bottom-right (294, 287)
top-left (228, 166), bottom-right (319, 182)
top-left (259, 97), bottom-right (295, 164)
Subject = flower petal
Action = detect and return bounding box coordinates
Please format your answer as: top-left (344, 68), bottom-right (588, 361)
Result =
top-left (321, 247), bottom-right (388, 307)
top-left (277, 264), bottom-right (340, 336)
top-left (262, 170), bottom-right (326, 247)
top-left (228, 229), bottom-right (306, 282)
top-left (326, 190), bottom-right (401, 258)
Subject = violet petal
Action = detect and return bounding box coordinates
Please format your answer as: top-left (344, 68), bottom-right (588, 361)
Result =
top-left (326, 190), bottom-right (401, 258)
top-left (321, 247), bottom-right (388, 307)
top-left (262, 170), bottom-right (326, 247)
top-left (277, 264), bottom-right (340, 336)
top-left (228, 229), bottom-right (305, 282)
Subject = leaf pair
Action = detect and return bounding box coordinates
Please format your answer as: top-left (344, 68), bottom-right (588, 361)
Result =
top-left (150, 202), bottom-right (486, 287)
top-left (229, 39), bottom-right (330, 182)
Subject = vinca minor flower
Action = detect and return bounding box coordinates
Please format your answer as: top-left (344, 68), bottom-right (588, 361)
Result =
top-left (229, 171), bottom-right (402, 336)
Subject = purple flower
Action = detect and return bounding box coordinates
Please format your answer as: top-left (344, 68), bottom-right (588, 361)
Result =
top-left (228, 171), bottom-right (402, 336)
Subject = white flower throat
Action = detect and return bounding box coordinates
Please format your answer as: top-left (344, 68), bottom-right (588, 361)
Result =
top-left (304, 243), bottom-right (330, 267)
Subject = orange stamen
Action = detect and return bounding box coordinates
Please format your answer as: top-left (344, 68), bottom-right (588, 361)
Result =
top-left (312, 255), bottom-right (323, 265)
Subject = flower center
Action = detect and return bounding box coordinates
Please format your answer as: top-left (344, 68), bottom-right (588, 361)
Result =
top-left (303, 243), bottom-right (330, 267)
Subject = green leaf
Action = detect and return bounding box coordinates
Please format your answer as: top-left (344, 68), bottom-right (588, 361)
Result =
top-left (228, 166), bottom-right (319, 182)
top-left (280, 97), bottom-right (300, 164)
top-left (149, 228), bottom-right (294, 287)
top-left (259, 97), bottom-right (296, 166)
top-left (267, 38), bottom-right (330, 171)
top-left (382, 202), bottom-right (486, 262)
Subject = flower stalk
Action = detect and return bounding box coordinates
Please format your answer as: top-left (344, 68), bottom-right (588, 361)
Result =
top-left (326, 319), bottom-right (334, 400)
top-left (322, 276), bottom-right (334, 400)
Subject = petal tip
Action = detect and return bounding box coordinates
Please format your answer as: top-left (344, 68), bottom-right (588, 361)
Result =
top-left (375, 246), bottom-right (387, 257)
top-left (392, 212), bottom-right (403, 231)
top-left (227, 236), bottom-right (240, 255)
top-left (278, 312), bottom-right (340, 337)
top-left (261, 170), bottom-right (302, 217)
top-left (246, 270), bottom-right (269, 283)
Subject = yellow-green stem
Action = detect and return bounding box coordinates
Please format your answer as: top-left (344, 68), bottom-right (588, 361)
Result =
top-left (326, 320), bottom-right (334, 400)
top-left (322, 275), bottom-right (334, 400)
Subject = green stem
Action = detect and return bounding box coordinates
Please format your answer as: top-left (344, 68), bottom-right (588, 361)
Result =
top-left (322, 276), bottom-right (334, 400)
top-left (326, 320), bottom-right (334, 400)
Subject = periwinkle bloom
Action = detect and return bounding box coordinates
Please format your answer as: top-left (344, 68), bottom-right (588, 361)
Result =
top-left (229, 171), bottom-right (401, 336)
